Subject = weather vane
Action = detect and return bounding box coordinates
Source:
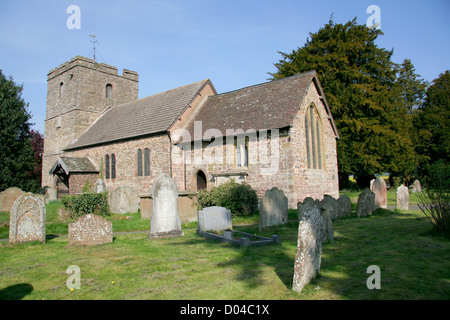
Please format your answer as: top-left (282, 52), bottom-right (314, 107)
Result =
top-left (89, 34), bottom-right (98, 61)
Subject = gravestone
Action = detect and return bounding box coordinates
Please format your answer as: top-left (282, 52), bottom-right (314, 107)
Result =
top-left (68, 214), bottom-right (113, 246)
top-left (0, 187), bottom-right (25, 213)
top-left (356, 188), bottom-right (375, 217)
top-left (95, 179), bottom-right (106, 193)
top-left (259, 187), bottom-right (288, 231)
top-left (109, 186), bottom-right (139, 214)
top-left (9, 193), bottom-right (46, 244)
top-left (148, 174), bottom-right (184, 239)
top-left (337, 195), bottom-right (352, 218)
top-left (372, 178), bottom-right (387, 210)
top-left (396, 184), bottom-right (409, 211)
top-left (411, 179), bottom-right (422, 193)
top-left (198, 206), bottom-right (232, 233)
top-left (320, 195), bottom-right (338, 220)
top-left (297, 197), bottom-right (316, 221)
top-left (292, 207), bottom-right (324, 293)
top-left (318, 201), bottom-right (334, 242)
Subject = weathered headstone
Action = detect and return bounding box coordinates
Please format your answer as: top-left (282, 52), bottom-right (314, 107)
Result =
top-left (297, 197), bottom-right (316, 221)
top-left (356, 188), bottom-right (375, 217)
top-left (396, 184), bottom-right (409, 211)
top-left (148, 174), bottom-right (184, 239)
top-left (198, 206), bottom-right (232, 233)
top-left (108, 186), bottom-right (139, 214)
top-left (95, 179), bottom-right (106, 193)
top-left (292, 207), bottom-right (324, 293)
top-left (68, 214), bottom-right (113, 246)
top-left (411, 179), bottom-right (422, 193)
top-left (259, 187), bottom-right (288, 231)
top-left (0, 187), bottom-right (25, 213)
top-left (9, 193), bottom-right (46, 244)
top-left (320, 195), bottom-right (338, 220)
top-left (372, 178), bottom-right (387, 210)
top-left (318, 201), bottom-right (334, 242)
top-left (337, 195), bottom-right (352, 218)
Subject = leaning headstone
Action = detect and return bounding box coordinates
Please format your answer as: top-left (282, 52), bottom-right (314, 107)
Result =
top-left (148, 174), bottom-right (184, 239)
top-left (9, 193), bottom-right (46, 244)
top-left (68, 214), bottom-right (113, 246)
top-left (372, 178), bottom-right (387, 210)
top-left (108, 186), bottom-right (139, 214)
top-left (396, 184), bottom-right (409, 211)
top-left (0, 187), bottom-right (25, 213)
top-left (198, 206), bottom-right (232, 233)
top-left (292, 207), bottom-right (324, 293)
top-left (259, 187), bottom-right (288, 231)
top-left (297, 197), bottom-right (316, 221)
top-left (337, 195), bottom-right (352, 218)
top-left (356, 189), bottom-right (375, 217)
top-left (95, 179), bottom-right (106, 193)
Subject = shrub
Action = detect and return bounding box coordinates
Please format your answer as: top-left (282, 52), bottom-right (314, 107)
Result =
top-left (197, 180), bottom-right (258, 216)
top-left (61, 192), bottom-right (110, 218)
top-left (417, 161), bottom-right (450, 234)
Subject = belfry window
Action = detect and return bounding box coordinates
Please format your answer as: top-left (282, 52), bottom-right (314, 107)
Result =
top-left (106, 83), bottom-right (113, 98)
top-left (59, 82), bottom-right (64, 98)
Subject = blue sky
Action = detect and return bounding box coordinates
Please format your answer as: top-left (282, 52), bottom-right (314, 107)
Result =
top-left (0, 0), bottom-right (449, 134)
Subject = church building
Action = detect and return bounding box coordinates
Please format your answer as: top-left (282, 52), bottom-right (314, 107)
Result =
top-left (42, 56), bottom-right (339, 208)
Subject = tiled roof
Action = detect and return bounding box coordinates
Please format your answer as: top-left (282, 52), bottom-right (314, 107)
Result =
top-left (49, 157), bottom-right (98, 174)
top-left (182, 71), bottom-right (335, 141)
top-left (64, 79), bottom-right (210, 150)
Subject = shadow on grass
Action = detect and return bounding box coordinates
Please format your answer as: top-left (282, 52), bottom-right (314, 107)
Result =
top-left (0, 283), bottom-right (33, 300)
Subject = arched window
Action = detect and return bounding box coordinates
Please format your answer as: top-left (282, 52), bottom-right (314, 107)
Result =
top-left (235, 137), bottom-right (249, 168)
top-left (111, 154), bottom-right (116, 179)
top-left (106, 83), bottom-right (112, 98)
top-left (137, 149), bottom-right (143, 176)
top-left (144, 148), bottom-right (150, 176)
top-left (305, 104), bottom-right (324, 169)
top-left (196, 170), bottom-right (207, 191)
top-left (105, 155), bottom-right (110, 179)
top-left (59, 82), bottom-right (64, 98)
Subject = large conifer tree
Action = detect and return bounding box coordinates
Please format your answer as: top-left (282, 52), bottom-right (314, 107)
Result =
top-left (270, 18), bottom-right (418, 187)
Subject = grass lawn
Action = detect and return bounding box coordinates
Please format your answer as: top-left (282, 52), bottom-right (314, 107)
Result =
top-left (0, 201), bottom-right (449, 300)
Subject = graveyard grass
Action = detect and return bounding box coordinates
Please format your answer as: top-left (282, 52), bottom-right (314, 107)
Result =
top-left (1, 198), bottom-right (449, 300)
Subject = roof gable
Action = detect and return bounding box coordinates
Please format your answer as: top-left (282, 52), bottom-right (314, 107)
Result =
top-left (49, 157), bottom-right (98, 175)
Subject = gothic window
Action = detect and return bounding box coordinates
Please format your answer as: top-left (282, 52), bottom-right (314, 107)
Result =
top-left (144, 148), bottom-right (150, 176)
top-left (305, 103), bottom-right (324, 169)
top-left (105, 155), bottom-right (110, 179)
top-left (59, 82), bottom-right (64, 98)
top-left (137, 149), bottom-right (143, 176)
top-left (111, 154), bottom-right (116, 179)
top-left (106, 84), bottom-right (112, 98)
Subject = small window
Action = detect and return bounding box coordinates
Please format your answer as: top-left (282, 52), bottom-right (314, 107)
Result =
top-left (305, 103), bottom-right (324, 169)
top-left (105, 155), bottom-right (110, 179)
top-left (144, 148), bottom-right (150, 176)
top-left (111, 154), bottom-right (116, 179)
top-left (59, 82), bottom-right (64, 98)
top-left (137, 149), bottom-right (143, 176)
top-left (106, 83), bottom-right (113, 98)
top-left (235, 137), bottom-right (249, 168)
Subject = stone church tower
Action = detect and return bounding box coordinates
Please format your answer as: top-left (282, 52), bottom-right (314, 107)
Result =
top-left (42, 56), bottom-right (139, 188)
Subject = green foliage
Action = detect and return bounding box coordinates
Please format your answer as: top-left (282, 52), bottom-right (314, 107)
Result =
top-left (417, 161), bottom-right (450, 234)
top-left (0, 70), bottom-right (39, 192)
top-left (82, 179), bottom-right (93, 193)
top-left (413, 70), bottom-right (450, 167)
top-left (197, 180), bottom-right (258, 216)
top-left (269, 18), bottom-right (425, 188)
top-left (61, 192), bottom-right (110, 217)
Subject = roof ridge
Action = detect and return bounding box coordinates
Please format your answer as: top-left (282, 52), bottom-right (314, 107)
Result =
top-left (212, 70), bottom-right (316, 98)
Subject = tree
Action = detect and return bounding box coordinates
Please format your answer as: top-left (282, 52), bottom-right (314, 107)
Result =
top-left (0, 70), bottom-right (40, 192)
top-left (270, 18), bottom-right (417, 188)
top-left (413, 70), bottom-right (450, 167)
